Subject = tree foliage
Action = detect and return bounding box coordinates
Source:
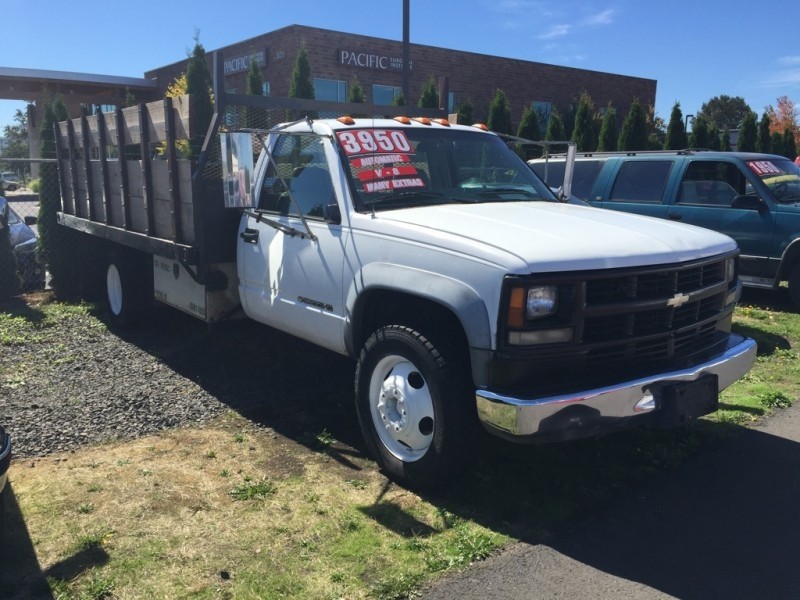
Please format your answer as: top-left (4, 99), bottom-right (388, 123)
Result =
top-left (757, 111), bottom-right (772, 154)
top-left (456, 99), bottom-right (474, 125)
top-left (571, 92), bottom-right (595, 152)
top-left (544, 109), bottom-right (566, 141)
top-left (708, 124), bottom-right (721, 151)
top-left (721, 127), bottom-right (732, 151)
top-left (783, 127), bottom-right (797, 160)
top-left (186, 35), bottom-right (214, 159)
top-left (289, 44), bottom-right (315, 99)
top-left (517, 105), bottom-right (542, 158)
top-left (664, 102), bottom-right (688, 150)
top-left (618, 97), bottom-right (648, 151)
top-left (245, 57), bottom-right (265, 129)
top-left (766, 96), bottom-right (798, 138)
top-left (1, 109), bottom-right (29, 174)
top-left (597, 106), bottom-right (617, 152)
top-left (487, 89), bottom-right (513, 135)
top-left (697, 95), bottom-right (752, 130)
top-left (348, 76), bottom-right (364, 103)
top-left (737, 111), bottom-right (758, 152)
top-left (688, 114), bottom-right (710, 148)
top-left (418, 77), bottom-right (439, 109)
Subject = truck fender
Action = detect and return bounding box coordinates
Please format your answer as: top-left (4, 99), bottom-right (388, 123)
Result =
top-left (344, 263), bottom-right (493, 382)
top-left (778, 236), bottom-right (800, 281)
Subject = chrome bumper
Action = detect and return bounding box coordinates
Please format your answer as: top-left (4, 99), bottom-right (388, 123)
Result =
top-left (476, 334), bottom-right (757, 439)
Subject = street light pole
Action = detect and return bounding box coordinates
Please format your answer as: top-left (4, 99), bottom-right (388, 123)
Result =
top-left (685, 114), bottom-right (694, 132)
top-left (402, 0), bottom-right (410, 102)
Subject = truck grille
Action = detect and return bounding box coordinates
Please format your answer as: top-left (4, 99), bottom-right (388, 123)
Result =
top-left (493, 254), bottom-right (736, 394)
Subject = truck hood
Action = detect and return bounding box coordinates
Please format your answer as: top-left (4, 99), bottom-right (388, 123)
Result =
top-left (371, 202), bottom-right (738, 272)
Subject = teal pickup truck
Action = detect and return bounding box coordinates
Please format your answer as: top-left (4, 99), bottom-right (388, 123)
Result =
top-left (530, 151), bottom-right (800, 309)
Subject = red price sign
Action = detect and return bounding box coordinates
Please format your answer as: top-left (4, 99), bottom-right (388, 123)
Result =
top-left (747, 160), bottom-right (781, 176)
top-left (337, 129), bottom-right (413, 156)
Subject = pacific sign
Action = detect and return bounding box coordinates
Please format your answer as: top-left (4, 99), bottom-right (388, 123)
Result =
top-left (224, 50), bottom-right (267, 75)
top-left (339, 49), bottom-right (411, 71)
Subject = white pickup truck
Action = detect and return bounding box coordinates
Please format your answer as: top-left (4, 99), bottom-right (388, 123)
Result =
top-left (54, 87), bottom-right (756, 489)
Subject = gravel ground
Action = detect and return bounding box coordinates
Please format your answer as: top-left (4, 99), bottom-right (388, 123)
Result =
top-left (0, 297), bottom-right (358, 459)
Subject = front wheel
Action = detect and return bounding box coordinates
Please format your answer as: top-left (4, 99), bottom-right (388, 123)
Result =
top-left (355, 325), bottom-right (476, 489)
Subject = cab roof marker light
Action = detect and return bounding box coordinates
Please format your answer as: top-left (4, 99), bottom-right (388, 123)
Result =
top-left (412, 117), bottom-right (432, 125)
top-left (337, 116), bottom-right (356, 125)
top-left (472, 123), bottom-right (488, 131)
top-left (393, 116), bottom-right (411, 124)
top-left (432, 118), bottom-right (451, 127)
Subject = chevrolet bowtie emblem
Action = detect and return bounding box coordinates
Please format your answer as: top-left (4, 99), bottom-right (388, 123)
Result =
top-left (666, 292), bottom-right (690, 308)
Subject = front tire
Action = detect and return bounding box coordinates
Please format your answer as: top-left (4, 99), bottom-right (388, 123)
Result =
top-left (355, 325), bottom-right (476, 489)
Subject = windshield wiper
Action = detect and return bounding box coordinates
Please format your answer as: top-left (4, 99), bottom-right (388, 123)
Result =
top-left (476, 187), bottom-right (540, 199)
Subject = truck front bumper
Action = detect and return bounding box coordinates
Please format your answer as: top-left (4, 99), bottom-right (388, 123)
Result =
top-left (476, 334), bottom-right (757, 442)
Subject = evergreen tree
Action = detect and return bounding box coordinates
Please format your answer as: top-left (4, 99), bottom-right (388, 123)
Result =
top-left (783, 128), bottom-right (797, 160)
top-left (721, 127), bottom-right (732, 151)
top-left (487, 89), bottom-right (513, 135)
top-left (708, 124), bottom-right (721, 151)
top-left (757, 111), bottom-right (772, 154)
top-left (517, 105), bottom-right (542, 158)
top-left (544, 109), bottom-right (566, 141)
top-left (186, 34), bottom-right (214, 158)
top-left (392, 93), bottom-right (406, 107)
top-left (688, 115), bottom-right (710, 148)
top-left (245, 56), bottom-right (264, 129)
top-left (664, 101), bottom-right (688, 150)
top-left (737, 111), bottom-right (757, 152)
top-left (348, 76), bottom-right (365, 103)
top-left (289, 44), bottom-right (315, 99)
top-left (37, 97), bottom-right (83, 297)
top-left (0, 195), bottom-right (20, 300)
top-left (597, 106), bottom-right (617, 151)
top-left (618, 97), bottom-right (648, 151)
top-left (456, 99), bottom-right (474, 125)
top-left (418, 77), bottom-right (439, 109)
top-left (771, 131), bottom-right (785, 156)
top-left (571, 92), bottom-right (595, 152)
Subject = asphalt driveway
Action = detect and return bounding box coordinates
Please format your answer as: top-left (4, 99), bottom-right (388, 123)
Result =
top-left (420, 400), bottom-right (800, 599)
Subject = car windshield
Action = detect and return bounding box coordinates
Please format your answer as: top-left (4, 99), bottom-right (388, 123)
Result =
top-left (337, 127), bottom-right (556, 211)
top-left (746, 159), bottom-right (800, 202)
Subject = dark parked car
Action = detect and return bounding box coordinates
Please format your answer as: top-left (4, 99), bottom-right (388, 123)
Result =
top-left (530, 151), bottom-right (800, 309)
top-left (0, 196), bottom-right (45, 290)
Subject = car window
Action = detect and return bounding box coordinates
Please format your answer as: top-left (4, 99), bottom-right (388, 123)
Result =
top-left (676, 161), bottom-right (746, 206)
top-left (609, 160), bottom-right (673, 203)
top-left (572, 160), bottom-right (604, 200)
top-left (259, 134), bottom-right (335, 220)
top-left (746, 158), bottom-right (800, 203)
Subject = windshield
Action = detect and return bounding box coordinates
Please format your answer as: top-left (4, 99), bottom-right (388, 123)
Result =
top-left (336, 127), bottom-right (557, 211)
top-left (746, 158), bottom-right (800, 202)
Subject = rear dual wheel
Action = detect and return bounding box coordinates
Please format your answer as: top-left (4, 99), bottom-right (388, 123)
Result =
top-left (105, 250), bottom-right (151, 328)
top-left (355, 325), bottom-right (476, 490)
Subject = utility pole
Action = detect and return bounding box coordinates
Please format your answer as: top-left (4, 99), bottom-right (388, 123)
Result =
top-left (402, 0), bottom-right (410, 102)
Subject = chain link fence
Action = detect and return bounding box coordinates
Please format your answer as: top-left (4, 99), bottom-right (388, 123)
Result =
top-left (0, 159), bottom-right (62, 298)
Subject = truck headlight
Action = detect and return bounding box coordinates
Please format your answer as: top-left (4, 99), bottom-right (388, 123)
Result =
top-left (526, 286), bottom-right (558, 319)
top-left (505, 282), bottom-right (575, 345)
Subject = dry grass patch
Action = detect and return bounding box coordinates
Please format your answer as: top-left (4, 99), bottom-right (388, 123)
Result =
top-left (4, 412), bottom-right (506, 599)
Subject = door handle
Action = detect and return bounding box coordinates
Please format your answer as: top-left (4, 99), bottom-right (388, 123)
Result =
top-left (668, 214), bottom-right (683, 221)
top-left (240, 228), bottom-right (259, 244)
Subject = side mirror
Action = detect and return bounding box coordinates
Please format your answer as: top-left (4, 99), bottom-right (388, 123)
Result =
top-left (24, 215), bottom-right (37, 226)
top-left (731, 194), bottom-right (766, 211)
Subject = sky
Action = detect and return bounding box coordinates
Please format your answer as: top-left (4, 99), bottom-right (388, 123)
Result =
top-left (2, 0), bottom-right (799, 132)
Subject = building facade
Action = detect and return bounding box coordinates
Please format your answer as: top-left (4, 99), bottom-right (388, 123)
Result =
top-left (146, 25), bottom-right (656, 133)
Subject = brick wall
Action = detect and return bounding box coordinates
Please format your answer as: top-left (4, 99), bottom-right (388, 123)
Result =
top-left (147, 25), bottom-right (656, 131)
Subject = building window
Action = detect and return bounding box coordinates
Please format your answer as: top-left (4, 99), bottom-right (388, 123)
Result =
top-left (262, 82), bottom-right (270, 96)
top-left (448, 92), bottom-right (456, 114)
top-left (533, 101), bottom-right (553, 132)
top-left (91, 104), bottom-right (116, 115)
top-left (373, 84), bottom-right (402, 106)
top-left (314, 78), bottom-right (346, 102)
